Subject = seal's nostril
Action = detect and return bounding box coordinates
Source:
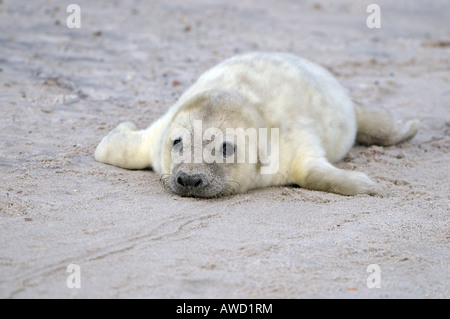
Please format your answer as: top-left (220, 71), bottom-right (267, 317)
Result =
top-left (177, 172), bottom-right (189, 187)
top-left (192, 176), bottom-right (203, 188)
top-left (177, 173), bottom-right (203, 188)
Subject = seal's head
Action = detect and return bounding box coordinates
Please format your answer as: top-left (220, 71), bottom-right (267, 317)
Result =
top-left (160, 90), bottom-right (270, 198)
top-left (167, 135), bottom-right (237, 197)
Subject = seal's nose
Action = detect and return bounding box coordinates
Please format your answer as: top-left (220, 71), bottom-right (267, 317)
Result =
top-left (177, 172), bottom-right (203, 188)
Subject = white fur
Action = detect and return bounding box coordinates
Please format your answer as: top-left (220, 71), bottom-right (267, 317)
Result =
top-left (95, 52), bottom-right (418, 196)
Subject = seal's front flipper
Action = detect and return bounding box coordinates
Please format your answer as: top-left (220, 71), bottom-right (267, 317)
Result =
top-left (293, 157), bottom-right (383, 196)
top-left (94, 122), bottom-right (152, 169)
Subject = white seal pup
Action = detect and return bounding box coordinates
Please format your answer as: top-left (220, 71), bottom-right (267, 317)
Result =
top-left (94, 52), bottom-right (419, 197)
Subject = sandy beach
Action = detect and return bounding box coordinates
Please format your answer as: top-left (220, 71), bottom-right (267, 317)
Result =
top-left (0, 0), bottom-right (449, 298)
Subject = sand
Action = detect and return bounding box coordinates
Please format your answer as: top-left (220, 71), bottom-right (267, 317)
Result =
top-left (0, 0), bottom-right (448, 298)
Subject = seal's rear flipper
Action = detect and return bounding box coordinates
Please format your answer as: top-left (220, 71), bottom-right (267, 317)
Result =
top-left (354, 102), bottom-right (419, 146)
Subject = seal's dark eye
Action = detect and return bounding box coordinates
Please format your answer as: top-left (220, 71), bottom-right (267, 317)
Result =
top-left (222, 142), bottom-right (235, 158)
top-left (173, 137), bottom-right (182, 147)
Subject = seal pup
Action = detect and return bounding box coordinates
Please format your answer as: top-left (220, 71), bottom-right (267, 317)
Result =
top-left (94, 52), bottom-right (419, 197)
